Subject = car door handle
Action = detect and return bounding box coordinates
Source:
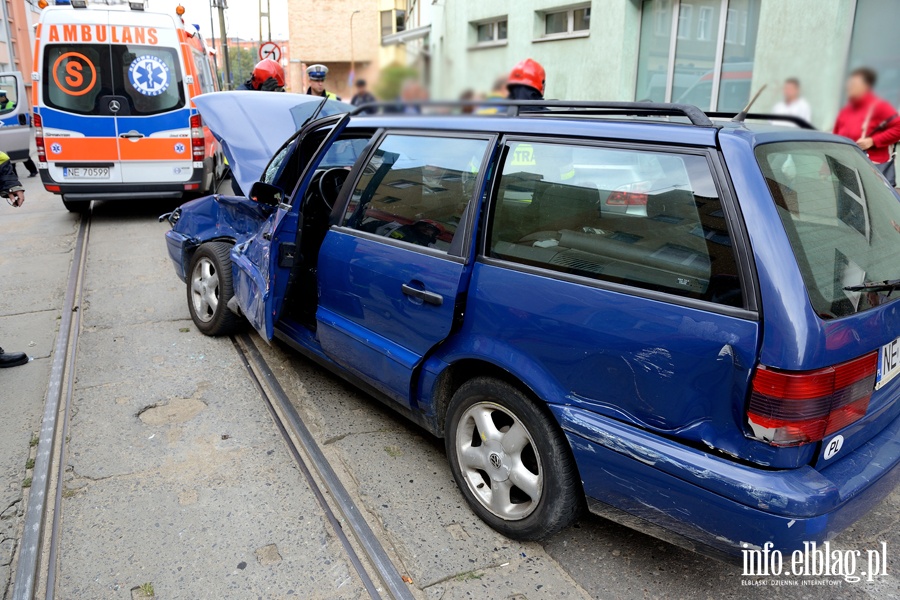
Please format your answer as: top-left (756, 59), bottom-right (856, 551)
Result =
top-left (118, 131), bottom-right (145, 139)
top-left (401, 283), bottom-right (443, 306)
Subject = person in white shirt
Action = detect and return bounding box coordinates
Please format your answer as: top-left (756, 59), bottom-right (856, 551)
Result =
top-left (772, 78), bottom-right (812, 125)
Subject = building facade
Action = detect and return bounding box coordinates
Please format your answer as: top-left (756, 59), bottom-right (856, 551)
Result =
top-left (419, 0), bottom-right (899, 131)
top-left (1, 0), bottom-right (43, 105)
top-left (286, 0), bottom-right (390, 100)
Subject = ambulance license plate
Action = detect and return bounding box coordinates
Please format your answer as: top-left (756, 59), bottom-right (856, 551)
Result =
top-left (877, 336), bottom-right (900, 390)
top-left (63, 167), bottom-right (109, 179)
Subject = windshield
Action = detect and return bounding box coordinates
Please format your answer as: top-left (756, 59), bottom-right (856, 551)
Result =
top-left (43, 44), bottom-right (185, 116)
top-left (756, 141), bottom-right (900, 318)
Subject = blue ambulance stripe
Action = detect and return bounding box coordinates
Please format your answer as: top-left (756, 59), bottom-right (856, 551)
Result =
top-left (35, 106), bottom-right (191, 137)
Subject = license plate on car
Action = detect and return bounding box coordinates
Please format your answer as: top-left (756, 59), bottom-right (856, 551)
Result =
top-left (876, 336), bottom-right (900, 390)
top-left (63, 167), bottom-right (110, 179)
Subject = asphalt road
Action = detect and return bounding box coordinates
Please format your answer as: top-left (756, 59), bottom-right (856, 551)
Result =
top-left (2, 177), bottom-right (900, 599)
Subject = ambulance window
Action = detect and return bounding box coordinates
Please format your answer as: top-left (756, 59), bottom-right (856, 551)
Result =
top-left (42, 44), bottom-right (111, 115)
top-left (114, 46), bottom-right (185, 115)
top-left (192, 48), bottom-right (216, 94)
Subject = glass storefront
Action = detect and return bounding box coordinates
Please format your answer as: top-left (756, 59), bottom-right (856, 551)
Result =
top-left (847, 1), bottom-right (900, 107)
top-left (635, 0), bottom-right (760, 111)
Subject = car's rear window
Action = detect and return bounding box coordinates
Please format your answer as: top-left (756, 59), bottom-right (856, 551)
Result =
top-left (756, 141), bottom-right (900, 319)
top-left (43, 43), bottom-right (184, 116)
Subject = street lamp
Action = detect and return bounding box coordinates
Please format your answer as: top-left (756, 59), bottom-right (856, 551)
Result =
top-left (350, 9), bottom-right (361, 87)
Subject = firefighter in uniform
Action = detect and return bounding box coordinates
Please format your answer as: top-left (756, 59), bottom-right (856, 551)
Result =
top-left (503, 59), bottom-right (574, 185)
top-left (238, 58), bottom-right (286, 91)
top-left (306, 64), bottom-right (340, 100)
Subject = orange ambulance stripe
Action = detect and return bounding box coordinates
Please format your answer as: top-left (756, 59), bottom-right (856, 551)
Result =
top-left (44, 137), bottom-right (119, 161)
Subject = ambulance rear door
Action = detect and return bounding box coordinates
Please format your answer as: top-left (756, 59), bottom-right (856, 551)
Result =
top-left (107, 10), bottom-right (193, 186)
top-left (39, 8), bottom-right (123, 183)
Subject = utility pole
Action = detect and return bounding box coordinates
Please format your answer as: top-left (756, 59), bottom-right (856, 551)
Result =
top-left (350, 10), bottom-right (360, 87)
top-left (259, 0), bottom-right (271, 43)
top-left (214, 0), bottom-right (232, 89)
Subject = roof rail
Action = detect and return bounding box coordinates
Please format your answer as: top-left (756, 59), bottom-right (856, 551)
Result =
top-left (706, 112), bottom-right (816, 130)
top-left (350, 100), bottom-right (715, 127)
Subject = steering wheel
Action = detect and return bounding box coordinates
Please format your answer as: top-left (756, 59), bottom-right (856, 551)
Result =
top-left (317, 167), bottom-right (350, 212)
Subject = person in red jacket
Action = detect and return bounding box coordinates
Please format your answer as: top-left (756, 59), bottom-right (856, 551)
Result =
top-left (833, 67), bottom-right (900, 185)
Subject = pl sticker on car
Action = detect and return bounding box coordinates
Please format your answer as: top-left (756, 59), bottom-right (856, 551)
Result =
top-left (50, 143), bottom-right (62, 154)
top-left (824, 435), bottom-right (844, 460)
top-left (128, 55), bottom-right (170, 97)
top-left (174, 142), bottom-right (186, 154)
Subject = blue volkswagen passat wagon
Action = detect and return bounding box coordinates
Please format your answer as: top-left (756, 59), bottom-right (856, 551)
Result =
top-left (166, 92), bottom-right (900, 557)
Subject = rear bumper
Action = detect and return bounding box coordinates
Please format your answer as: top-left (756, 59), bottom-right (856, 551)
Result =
top-left (554, 404), bottom-right (900, 557)
top-left (41, 166), bottom-right (206, 199)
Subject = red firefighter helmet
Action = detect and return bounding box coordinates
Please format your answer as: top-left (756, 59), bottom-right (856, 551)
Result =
top-left (250, 58), bottom-right (285, 90)
top-left (507, 59), bottom-right (545, 95)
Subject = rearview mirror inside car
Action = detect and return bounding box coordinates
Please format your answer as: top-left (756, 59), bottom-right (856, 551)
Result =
top-left (249, 181), bottom-right (285, 207)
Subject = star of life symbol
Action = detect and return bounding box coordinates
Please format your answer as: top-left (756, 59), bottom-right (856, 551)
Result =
top-left (174, 142), bottom-right (186, 154)
top-left (50, 143), bottom-right (62, 154)
top-left (128, 55), bottom-right (171, 97)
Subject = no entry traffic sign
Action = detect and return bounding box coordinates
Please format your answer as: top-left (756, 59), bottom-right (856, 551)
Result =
top-left (259, 41), bottom-right (282, 63)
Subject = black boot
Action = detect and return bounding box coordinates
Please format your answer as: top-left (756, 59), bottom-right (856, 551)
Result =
top-left (0, 347), bottom-right (28, 368)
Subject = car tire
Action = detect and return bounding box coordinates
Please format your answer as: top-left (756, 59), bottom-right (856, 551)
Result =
top-left (186, 242), bottom-right (240, 336)
top-left (62, 198), bottom-right (90, 213)
top-left (445, 376), bottom-right (582, 541)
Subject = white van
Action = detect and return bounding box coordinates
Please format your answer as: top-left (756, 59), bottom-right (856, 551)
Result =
top-left (33, 3), bottom-right (222, 211)
top-left (0, 71), bottom-right (32, 167)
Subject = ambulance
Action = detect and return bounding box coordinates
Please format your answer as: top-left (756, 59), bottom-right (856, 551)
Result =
top-left (33, 1), bottom-right (223, 212)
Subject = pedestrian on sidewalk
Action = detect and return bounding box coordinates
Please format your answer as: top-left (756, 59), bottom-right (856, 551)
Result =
top-left (772, 77), bottom-right (811, 125)
top-left (350, 79), bottom-right (376, 108)
top-left (833, 67), bottom-right (900, 186)
top-left (0, 149), bottom-right (29, 368)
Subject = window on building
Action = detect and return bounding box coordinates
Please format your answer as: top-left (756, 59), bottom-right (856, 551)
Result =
top-left (697, 6), bottom-right (714, 41)
top-left (381, 10), bottom-right (394, 37)
top-left (846, 0), bottom-right (900, 108)
top-left (396, 9), bottom-right (407, 33)
top-left (475, 18), bottom-right (508, 45)
top-left (542, 5), bottom-right (591, 38)
top-left (488, 141), bottom-right (743, 307)
top-left (635, 0), bottom-right (760, 111)
top-left (677, 3), bottom-right (693, 39)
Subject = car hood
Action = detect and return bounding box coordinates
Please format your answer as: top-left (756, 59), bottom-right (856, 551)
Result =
top-left (193, 91), bottom-right (353, 194)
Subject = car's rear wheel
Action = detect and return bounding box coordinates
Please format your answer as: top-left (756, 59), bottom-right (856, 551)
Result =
top-left (186, 242), bottom-right (240, 336)
top-left (62, 198), bottom-right (90, 213)
top-left (445, 377), bottom-right (582, 540)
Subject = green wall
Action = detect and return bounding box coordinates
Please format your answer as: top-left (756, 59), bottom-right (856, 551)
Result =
top-left (429, 0), bottom-right (643, 101)
top-left (751, 0), bottom-right (856, 130)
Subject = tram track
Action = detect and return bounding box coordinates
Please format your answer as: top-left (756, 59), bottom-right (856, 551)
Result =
top-left (12, 208), bottom-right (91, 600)
top-left (232, 332), bottom-right (417, 600)
top-left (11, 202), bottom-right (415, 599)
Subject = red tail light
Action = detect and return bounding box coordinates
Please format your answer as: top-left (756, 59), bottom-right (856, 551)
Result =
top-left (190, 114), bottom-right (205, 160)
top-left (747, 352), bottom-right (877, 446)
top-left (34, 114), bottom-right (46, 162)
top-left (606, 181), bottom-right (650, 206)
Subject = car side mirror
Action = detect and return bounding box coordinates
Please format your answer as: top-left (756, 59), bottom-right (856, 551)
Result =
top-left (248, 181), bottom-right (285, 207)
top-left (18, 114), bottom-right (27, 126)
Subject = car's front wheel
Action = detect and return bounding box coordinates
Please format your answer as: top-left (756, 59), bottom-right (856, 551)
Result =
top-left (445, 377), bottom-right (582, 540)
top-left (186, 242), bottom-right (240, 336)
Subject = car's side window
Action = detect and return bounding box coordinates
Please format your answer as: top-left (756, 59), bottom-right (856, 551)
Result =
top-left (488, 141), bottom-right (744, 307)
top-left (343, 134), bottom-right (489, 252)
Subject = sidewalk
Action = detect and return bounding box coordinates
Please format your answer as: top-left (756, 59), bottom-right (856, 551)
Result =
top-left (0, 175), bottom-right (76, 599)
